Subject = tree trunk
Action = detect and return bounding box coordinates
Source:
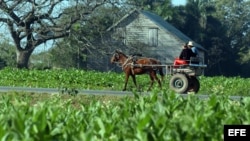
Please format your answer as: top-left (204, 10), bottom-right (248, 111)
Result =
top-left (16, 49), bottom-right (33, 69)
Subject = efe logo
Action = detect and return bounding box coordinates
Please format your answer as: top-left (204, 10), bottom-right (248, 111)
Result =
top-left (228, 129), bottom-right (246, 136)
top-left (224, 125), bottom-right (250, 141)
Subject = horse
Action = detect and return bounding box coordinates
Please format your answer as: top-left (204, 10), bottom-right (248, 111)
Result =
top-left (110, 49), bottom-right (164, 91)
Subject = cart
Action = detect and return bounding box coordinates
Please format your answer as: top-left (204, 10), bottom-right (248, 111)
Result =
top-left (165, 57), bottom-right (207, 94)
top-left (111, 50), bottom-right (207, 94)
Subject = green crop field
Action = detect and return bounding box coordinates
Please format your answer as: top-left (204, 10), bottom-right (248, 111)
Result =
top-left (0, 91), bottom-right (250, 141)
top-left (0, 67), bottom-right (250, 141)
top-left (0, 67), bottom-right (250, 95)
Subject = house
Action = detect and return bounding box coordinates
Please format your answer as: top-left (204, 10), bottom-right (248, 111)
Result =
top-left (106, 9), bottom-right (207, 64)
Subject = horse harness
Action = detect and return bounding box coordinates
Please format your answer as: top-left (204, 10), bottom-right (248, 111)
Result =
top-left (113, 51), bottom-right (158, 75)
top-left (123, 56), bottom-right (153, 75)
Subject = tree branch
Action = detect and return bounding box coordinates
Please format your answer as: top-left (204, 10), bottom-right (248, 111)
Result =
top-left (0, 1), bottom-right (23, 25)
top-left (6, 21), bottom-right (22, 51)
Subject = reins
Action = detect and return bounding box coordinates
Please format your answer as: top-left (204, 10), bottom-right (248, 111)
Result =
top-left (121, 56), bottom-right (133, 70)
top-left (113, 52), bottom-right (133, 70)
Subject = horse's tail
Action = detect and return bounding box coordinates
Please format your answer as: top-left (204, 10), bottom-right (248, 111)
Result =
top-left (158, 66), bottom-right (165, 82)
top-left (156, 61), bottom-right (165, 82)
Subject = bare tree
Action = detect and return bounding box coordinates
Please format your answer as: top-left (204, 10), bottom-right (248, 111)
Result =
top-left (0, 0), bottom-right (108, 68)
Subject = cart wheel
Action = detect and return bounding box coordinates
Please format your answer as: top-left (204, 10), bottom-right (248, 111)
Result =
top-left (187, 76), bottom-right (200, 93)
top-left (169, 73), bottom-right (189, 94)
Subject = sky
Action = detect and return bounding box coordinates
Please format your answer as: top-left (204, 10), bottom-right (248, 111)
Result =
top-left (172, 0), bottom-right (187, 6)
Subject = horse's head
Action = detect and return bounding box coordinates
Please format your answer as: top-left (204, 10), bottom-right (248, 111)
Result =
top-left (110, 49), bottom-right (127, 64)
top-left (110, 50), bottom-right (121, 64)
top-left (111, 53), bottom-right (119, 64)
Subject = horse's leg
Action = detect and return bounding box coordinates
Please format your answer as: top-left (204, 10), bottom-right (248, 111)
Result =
top-left (158, 67), bottom-right (165, 82)
top-left (131, 74), bottom-right (137, 88)
top-left (151, 71), bottom-right (162, 90)
top-left (123, 73), bottom-right (130, 91)
top-left (154, 74), bottom-right (163, 89)
top-left (147, 72), bottom-right (155, 91)
top-left (155, 74), bottom-right (162, 89)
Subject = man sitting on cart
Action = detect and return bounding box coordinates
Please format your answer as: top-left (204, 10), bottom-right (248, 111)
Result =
top-left (173, 43), bottom-right (196, 68)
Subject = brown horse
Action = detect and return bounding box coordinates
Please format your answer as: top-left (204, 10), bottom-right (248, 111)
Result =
top-left (110, 50), bottom-right (164, 91)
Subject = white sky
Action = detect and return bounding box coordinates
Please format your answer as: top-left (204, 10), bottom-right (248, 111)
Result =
top-left (172, 0), bottom-right (187, 6)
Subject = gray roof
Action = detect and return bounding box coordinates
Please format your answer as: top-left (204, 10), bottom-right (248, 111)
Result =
top-left (107, 9), bottom-right (207, 51)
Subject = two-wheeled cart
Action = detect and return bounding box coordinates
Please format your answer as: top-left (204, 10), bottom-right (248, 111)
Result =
top-left (165, 57), bottom-right (207, 94)
top-left (111, 50), bottom-right (207, 93)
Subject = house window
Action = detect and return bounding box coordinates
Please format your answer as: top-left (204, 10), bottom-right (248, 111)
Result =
top-left (148, 28), bottom-right (158, 47)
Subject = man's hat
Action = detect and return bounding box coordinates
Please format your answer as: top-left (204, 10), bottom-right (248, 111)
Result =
top-left (188, 41), bottom-right (194, 46)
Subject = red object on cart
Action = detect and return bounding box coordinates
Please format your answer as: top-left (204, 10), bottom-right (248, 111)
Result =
top-left (173, 58), bottom-right (188, 68)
